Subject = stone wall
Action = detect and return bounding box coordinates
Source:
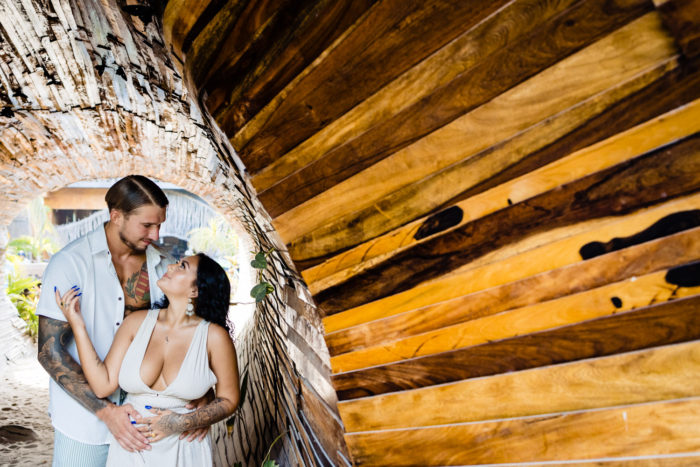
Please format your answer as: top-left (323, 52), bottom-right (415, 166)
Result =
top-left (0, 0), bottom-right (347, 464)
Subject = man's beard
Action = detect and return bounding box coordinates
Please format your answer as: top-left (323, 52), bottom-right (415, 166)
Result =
top-left (119, 229), bottom-right (148, 253)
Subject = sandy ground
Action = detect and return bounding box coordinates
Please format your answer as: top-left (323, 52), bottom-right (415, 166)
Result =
top-left (0, 351), bottom-right (53, 466)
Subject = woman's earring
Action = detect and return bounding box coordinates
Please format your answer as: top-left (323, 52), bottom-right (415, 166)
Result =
top-left (186, 297), bottom-right (194, 317)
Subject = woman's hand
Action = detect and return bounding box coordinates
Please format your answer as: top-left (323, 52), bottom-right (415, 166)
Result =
top-left (54, 286), bottom-right (83, 327)
top-left (138, 407), bottom-right (183, 442)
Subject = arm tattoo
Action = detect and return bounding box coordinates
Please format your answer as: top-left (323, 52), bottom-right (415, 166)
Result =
top-left (156, 398), bottom-right (231, 433)
top-left (37, 316), bottom-right (108, 414)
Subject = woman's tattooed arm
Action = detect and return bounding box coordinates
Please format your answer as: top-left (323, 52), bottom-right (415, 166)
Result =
top-left (149, 398), bottom-right (236, 437)
top-left (37, 316), bottom-right (107, 413)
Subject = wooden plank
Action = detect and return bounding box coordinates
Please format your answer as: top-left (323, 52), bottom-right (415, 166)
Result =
top-left (332, 294), bottom-right (700, 400)
top-left (250, 0), bottom-right (624, 194)
top-left (657, 0), bottom-right (700, 57)
top-left (205, 0), bottom-right (375, 135)
top-left (276, 13), bottom-right (678, 255)
top-left (314, 133), bottom-right (700, 316)
top-left (233, 0), bottom-right (511, 173)
top-left (321, 193), bottom-right (700, 333)
top-left (331, 267), bottom-right (700, 373)
top-left (345, 397), bottom-right (700, 465)
top-left (326, 226), bottom-right (700, 355)
top-left (339, 340), bottom-right (700, 432)
top-left (256, 0), bottom-right (652, 218)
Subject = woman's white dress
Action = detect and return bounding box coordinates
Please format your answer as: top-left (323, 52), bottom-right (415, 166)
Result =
top-left (106, 309), bottom-right (217, 466)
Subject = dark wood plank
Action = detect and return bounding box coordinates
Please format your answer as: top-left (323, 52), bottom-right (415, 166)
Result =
top-left (314, 134), bottom-right (700, 315)
top-left (233, 0), bottom-right (511, 173)
top-left (258, 0), bottom-right (652, 218)
top-left (326, 225), bottom-right (700, 356)
top-left (446, 54), bottom-right (700, 207)
top-left (658, 0), bottom-right (700, 58)
top-left (204, 0), bottom-right (375, 131)
top-left (332, 294), bottom-right (700, 400)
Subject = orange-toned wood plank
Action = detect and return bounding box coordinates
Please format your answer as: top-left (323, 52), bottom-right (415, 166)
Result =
top-left (278, 13), bottom-right (678, 256)
top-left (331, 267), bottom-right (700, 373)
top-left (346, 397), bottom-right (700, 465)
top-left (314, 133), bottom-right (700, 315)
top-left (332, 294), bottom-right (700, 400)
top-left (322, 193), bottom-right (700, 333)
top-left (339, 340), bottom-right (700, 432)
top-left (302, 85), bottom-right (700, 289)
top-left (658, 0), bottom-right (700, 57)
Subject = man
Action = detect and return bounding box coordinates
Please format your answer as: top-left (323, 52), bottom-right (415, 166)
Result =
top-left (36, 175), bottom-right (206, 466)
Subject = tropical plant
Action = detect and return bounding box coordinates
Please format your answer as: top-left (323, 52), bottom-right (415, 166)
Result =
top-left (8, 235), bottom-right (58, 260)
top-left (187, 216), bottom-right (238, 260)
top-left (6, 262), bottom-right (40, 339)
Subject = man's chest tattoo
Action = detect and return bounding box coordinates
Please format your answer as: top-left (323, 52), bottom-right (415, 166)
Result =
top-left (124, 261), bottom-right (150, 307)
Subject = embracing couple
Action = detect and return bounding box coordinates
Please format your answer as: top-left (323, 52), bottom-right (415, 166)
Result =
top-left (36, 175), bottom-right (240, 466)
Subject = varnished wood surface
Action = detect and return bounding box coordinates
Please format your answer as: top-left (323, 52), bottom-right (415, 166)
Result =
top-left (338, 340), bottom-right (700, 432)
top-left (315, 134), bottom-right (700, 315)
top-left (658, 0), bottom-right (700, 57)
top-left (325, 221), bottom-right (700, 354)
top-left (255, 0), bottom-right (652, 218)
top-left (345, 397), bottom-right (700, 465)
top-left (278, 13), bottom-right (678, 258)
top-left (321, 193), bottom-right (700, 333)
top-left (332, 294), bottom-right (700, 400)
top-left (330, 263), bottom-right (700, 372)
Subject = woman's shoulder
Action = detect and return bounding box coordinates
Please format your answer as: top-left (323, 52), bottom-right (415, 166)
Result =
top-left (121, 309), bottom-right (152, 329)
top-left (206, 322), bottom-right (234, 347)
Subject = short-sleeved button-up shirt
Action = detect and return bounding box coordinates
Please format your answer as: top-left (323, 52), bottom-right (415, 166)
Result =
top-left (36, 224), bottom-right (174, 444)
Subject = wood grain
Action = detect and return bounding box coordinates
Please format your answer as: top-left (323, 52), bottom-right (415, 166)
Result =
top-left (331, 267), bottom-right (700, 372)
top-left (326, 225), bottom-right (700, 355)
top-left (346, 397), bottom-right (700, 465)
top-left (308, 100), bottom-right (700, 294)
top-left (232, 0), bottom-right (510, 173)
top-left (276, 13), bottom-right (677, 255)
top-left (658, 0), bottom-right (700, 57)
top-left (257, 0), bottom-right (652, 218)
top-left (314, 133), bottom-right (700, 316)
top-left (332, 294), bottom-right (700, 400)
top-left (338, 340), bottom-right (700, 432)
top-left (321, 193), bottom-right (700, 333)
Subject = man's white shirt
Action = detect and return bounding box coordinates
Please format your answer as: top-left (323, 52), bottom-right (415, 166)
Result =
top-left (36, 224), bottom-right (174, 444)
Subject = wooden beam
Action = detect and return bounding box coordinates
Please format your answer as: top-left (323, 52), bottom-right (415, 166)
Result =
top-left (331, 266), bottom-right (700, 373)
top-left (339, 340), bottom-right (700, 432)
top-left (332, 294), bottom-right (700, 400)
top-left (345, 397), bottom-right (700, 465)
top-left (276, 13), bottom-right (677, 255)
top-left (256, 0), bottom-right (652, 218)
top-left (43, 187), bottom-right (107, 210)
top-left (232, 0), bottom-right (511, 173)
top-left (322, 193), bottom-right (700, 333)
top-left (314, 134), bottom-right (700, 315)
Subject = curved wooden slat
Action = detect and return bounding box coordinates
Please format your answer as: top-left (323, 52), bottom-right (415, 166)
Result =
top-left (346, 397), bottom-right (700, 465)
top-left (326, 225), bottom-right (700, 355)
top-left (332, 294), bottom-right (700, 400)
top-left (339, 340), bottom-right (700, 432)
top-left (277, 13), bottom-right (677, 255)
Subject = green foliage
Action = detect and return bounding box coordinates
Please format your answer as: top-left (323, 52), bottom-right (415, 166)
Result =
top-left (187, 216), bottom-right (238, 260)
top-left (6, 265), bottom-right (40, 339)
top-left (261, 432), bottom-right (286, 467)
top-left (249, 249), bottom-right (275, 302)
top-left (8, 235), bottom-right (58, 261)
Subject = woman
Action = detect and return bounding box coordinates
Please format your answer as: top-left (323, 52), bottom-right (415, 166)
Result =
top-left (55, 253), bottom-right (240, 466)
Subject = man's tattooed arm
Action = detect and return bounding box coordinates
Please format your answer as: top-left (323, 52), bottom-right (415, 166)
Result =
top-left (149, 398), bottom-right (236, 436)
top-left (37, 316), bottom-right (107, 413)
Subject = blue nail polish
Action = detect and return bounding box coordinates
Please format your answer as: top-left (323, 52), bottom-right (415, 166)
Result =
top-left (131, 420), bottom-right (136, 424)
top-left (145, 405), bottom-right (152, 409)
top-left (77, 293), bottom-right (82, 297)
top-left (54, 286), bottom-right (57, 292)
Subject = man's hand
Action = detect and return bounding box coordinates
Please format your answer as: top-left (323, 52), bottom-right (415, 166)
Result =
top-left (96, 403), bottom-right (151, 452)
top-left (180, 390), bottom-right (214, 442)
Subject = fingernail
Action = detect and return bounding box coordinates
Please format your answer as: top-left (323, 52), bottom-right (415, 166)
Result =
top-left (131, 420), bottom-right (136, 424)
top-left (145, 405), bottom-right (151, 409)
top-left (77, 293), bottom-right (82, 297)
top-left (54, 286), bottom-right (56, 292)
top-left (71, 285), bottom-right (77, 289)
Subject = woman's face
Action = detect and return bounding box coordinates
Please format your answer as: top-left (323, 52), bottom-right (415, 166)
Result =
top-left (157, 255), bottom-right (200, 298)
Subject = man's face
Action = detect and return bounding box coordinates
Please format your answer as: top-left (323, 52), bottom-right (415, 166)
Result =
top-left (116, 204), bottom-right (166, 253)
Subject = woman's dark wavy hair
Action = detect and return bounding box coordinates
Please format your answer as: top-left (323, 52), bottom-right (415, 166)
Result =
top-left (157, 253), bottom-right (231, 332)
